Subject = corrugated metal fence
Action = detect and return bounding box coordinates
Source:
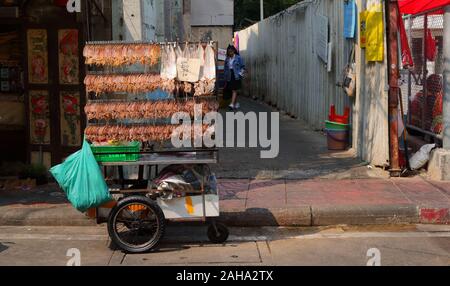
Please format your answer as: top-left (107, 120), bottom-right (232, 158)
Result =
top-left (237, 0), bottom-right (390, 167)
top-left (237, 0), bottom-right (352, 130)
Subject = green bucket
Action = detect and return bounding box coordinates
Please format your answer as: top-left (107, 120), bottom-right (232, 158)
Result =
top-left (325, 120), bottom-right (349, 131)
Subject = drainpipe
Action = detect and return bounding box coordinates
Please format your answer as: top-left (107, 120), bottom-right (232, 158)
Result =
top-left (387, 0), bottom-right (401, 176)
top-left (260, 0), bottom-right (264, 21)
top-left (444, 5), bottom-right (450, 149)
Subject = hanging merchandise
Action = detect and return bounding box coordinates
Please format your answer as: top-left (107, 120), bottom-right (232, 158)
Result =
top-left (344, 0), bottom-right (357, 39)
top-left (84, 100), bottom-right (219, 120)
top-left (398, 12), bottom-right (414, 68)
top-left (359, 11), bottom-right (368, 48)
top-left (176, 45), bottom-right (184, 58)
top-left (341, 46), bottom-right (356, 97)
top-left (50, 140), bottom-right (112, 212)
top-left (197, 44), bottom-right (206, 80)
top-left (204, 44), bottom-right (216, 80)
top-left (83, 43), bottom-right (161, 66)
top-left (83, 41), bottom-right (218, 147)
top-left (365, 10), bottom-right (384, 62)
top-left (160, 45), bottom-right (169, 80)
top-left (426, 29), bottom-right (437, 62)
top-left (195, 44), bottom-right (216, 96)
top-left (167, 45), bottom-right (178, 80)
top-left (84, 74), bottom-right (175, 94)
top-left (85, 124), bottom-right (214, 144)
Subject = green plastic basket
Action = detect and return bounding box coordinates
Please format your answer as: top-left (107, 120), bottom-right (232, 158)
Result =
top-left (325, 120), bottom-right (349, 131)
top-left (91, 142), bottom-right (141, 163)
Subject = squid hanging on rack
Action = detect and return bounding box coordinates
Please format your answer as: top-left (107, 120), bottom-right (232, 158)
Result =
top-left (85, 100), bottom-right (220, 121)
top-left (83, 43), bottom-right (161, 67)
top-left (84, 74), bottom-right (176, 95)
top-left (85, 124), bottom-right (215, 144)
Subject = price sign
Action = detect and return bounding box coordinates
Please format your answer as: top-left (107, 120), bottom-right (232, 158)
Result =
top-left (177, 57), bottom-right (201, 83)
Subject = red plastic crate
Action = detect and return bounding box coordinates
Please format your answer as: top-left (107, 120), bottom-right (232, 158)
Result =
top-left (329, 105), bottom-right (350, 124)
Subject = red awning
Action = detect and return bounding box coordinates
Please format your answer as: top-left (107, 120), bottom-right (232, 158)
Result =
top-left (399, 0), bottom-right (450, 15)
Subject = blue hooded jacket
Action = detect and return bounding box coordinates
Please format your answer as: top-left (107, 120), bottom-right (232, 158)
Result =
top-left (224, 54), bottom-right (245, 82)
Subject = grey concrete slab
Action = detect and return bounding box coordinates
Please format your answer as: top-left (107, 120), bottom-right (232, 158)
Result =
top-left (311, 204), bottom-right (419, 226)
top-left (267, 237), bottom-right (450, 266)
top-left (0, 204), bottom-right (96, 226)
top-left (1, 225), bottom-right (450, 266)
top-left (120, 242), bottom-right (262, 266)
top-left (0, 239), bottom-right (113, 266)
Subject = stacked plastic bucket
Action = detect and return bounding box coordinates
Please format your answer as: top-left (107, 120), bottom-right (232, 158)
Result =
top-left (325, 106), bottom-right (350, 150)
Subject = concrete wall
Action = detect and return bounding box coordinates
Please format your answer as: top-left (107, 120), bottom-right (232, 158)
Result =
top-left (191, 26), bottom-right (233, 50)
top-left (112, 0), bottom-right (233, 47)
top-left (112, 0), bottom-right (161, 41)
top-left (353, 0), bottom-right (389, 167)
top-left (237, 0), bottom-right (389, 166)
top-left (190, 0), bottom-right (234, 26)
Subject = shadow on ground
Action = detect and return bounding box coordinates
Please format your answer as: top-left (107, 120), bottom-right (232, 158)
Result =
top-left (0, 183), bottom-right (67, 207)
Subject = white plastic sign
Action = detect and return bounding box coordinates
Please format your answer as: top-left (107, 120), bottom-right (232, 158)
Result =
top-left (218, 48), bottom-right (227, 61)
top-left (177, 57), bottom-right (201, 82)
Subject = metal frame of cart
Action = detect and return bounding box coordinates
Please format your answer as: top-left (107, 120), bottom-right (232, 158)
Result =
top-left (92, 148), bottom-right (229, 253)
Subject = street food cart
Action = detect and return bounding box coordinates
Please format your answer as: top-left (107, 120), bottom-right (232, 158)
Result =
top-left (82, 41), bottom-right (228, 253)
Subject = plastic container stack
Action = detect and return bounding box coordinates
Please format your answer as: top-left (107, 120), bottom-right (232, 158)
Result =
top-left (326, 105), bottom-right (350, 150)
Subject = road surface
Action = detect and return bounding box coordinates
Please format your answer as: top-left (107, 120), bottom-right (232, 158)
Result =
top-left (0, 224), bottom-right (449, 266)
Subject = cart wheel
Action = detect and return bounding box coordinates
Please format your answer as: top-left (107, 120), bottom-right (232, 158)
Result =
top-left (207, 222), bottom-right (229, 244)
top-left (108, 196), bottom-right (165, 253)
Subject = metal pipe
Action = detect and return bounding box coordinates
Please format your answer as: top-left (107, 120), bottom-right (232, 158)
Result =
top-left (407, 15), bottom-right (412, 124)
top-left (387, 0), bottom-right (401, 176)
top-left (85, 40), bottom-right (217, 45)
top-left (422, 13), bottom-right (428, 130)
top-left (260, 0), bottom-right (264, 21)
top-left (406, 124), bottom-right (444, 140)
top-left (444, 6), bottom-right (450, 149)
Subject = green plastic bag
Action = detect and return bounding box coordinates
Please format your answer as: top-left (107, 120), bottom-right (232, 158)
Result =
top-left (50, 140), bottom-right (112, 212)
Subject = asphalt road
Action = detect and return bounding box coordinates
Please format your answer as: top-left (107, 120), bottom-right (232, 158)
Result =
top-left (0, 224), bottom-right (449, 266)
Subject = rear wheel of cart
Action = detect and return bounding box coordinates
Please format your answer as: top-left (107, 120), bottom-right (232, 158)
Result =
top-left (207, 222), bottom-right (229, 244)
top-left (108, 196), bottom-right (165, 253)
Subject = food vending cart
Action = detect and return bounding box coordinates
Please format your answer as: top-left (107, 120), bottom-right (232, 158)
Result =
top-left (82, 41), bottom-right (228, 253)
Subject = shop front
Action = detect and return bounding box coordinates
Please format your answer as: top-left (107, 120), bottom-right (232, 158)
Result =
top-left (0, 0), bottom-right (110, 169)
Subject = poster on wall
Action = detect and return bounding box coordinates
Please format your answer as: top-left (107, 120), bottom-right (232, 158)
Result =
top-left (29, 90), bottom-right (50, 144)
top-left (60, 91), bottom-right (81, 147)
top-left (58, 29), bottom-right (79, 85)
top-left (315, 14), bottom-right (329, 64)
top-left (27, 29), bottom-right (48, 84)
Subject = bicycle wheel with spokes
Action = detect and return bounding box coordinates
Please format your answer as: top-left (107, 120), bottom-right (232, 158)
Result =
top-left (108, 196), bottom-right (166, 253)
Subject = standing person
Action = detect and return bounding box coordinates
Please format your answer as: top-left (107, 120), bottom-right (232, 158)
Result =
top-left (224, 45), bottom-right (245, 110)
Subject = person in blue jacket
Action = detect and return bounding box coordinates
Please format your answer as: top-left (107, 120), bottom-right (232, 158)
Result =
top-left (224, 45), bottom-right (245, 110)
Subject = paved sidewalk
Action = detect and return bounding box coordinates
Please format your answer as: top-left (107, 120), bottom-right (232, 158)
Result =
top-left (218, 177), bottom-right (450, 226)
top-left (1, 177), bottom-right (450, 226)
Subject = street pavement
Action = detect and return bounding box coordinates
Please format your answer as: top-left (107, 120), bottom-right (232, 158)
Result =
top-left (0, 225), bottom-right (449, 266)
top-left (212, 96), bottom-right (388, 180)
top-left (1, 176), bottom-right (450, 227)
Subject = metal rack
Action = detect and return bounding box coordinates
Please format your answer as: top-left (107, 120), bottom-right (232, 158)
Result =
top-left (83, 40), bottom-right (226, 254)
